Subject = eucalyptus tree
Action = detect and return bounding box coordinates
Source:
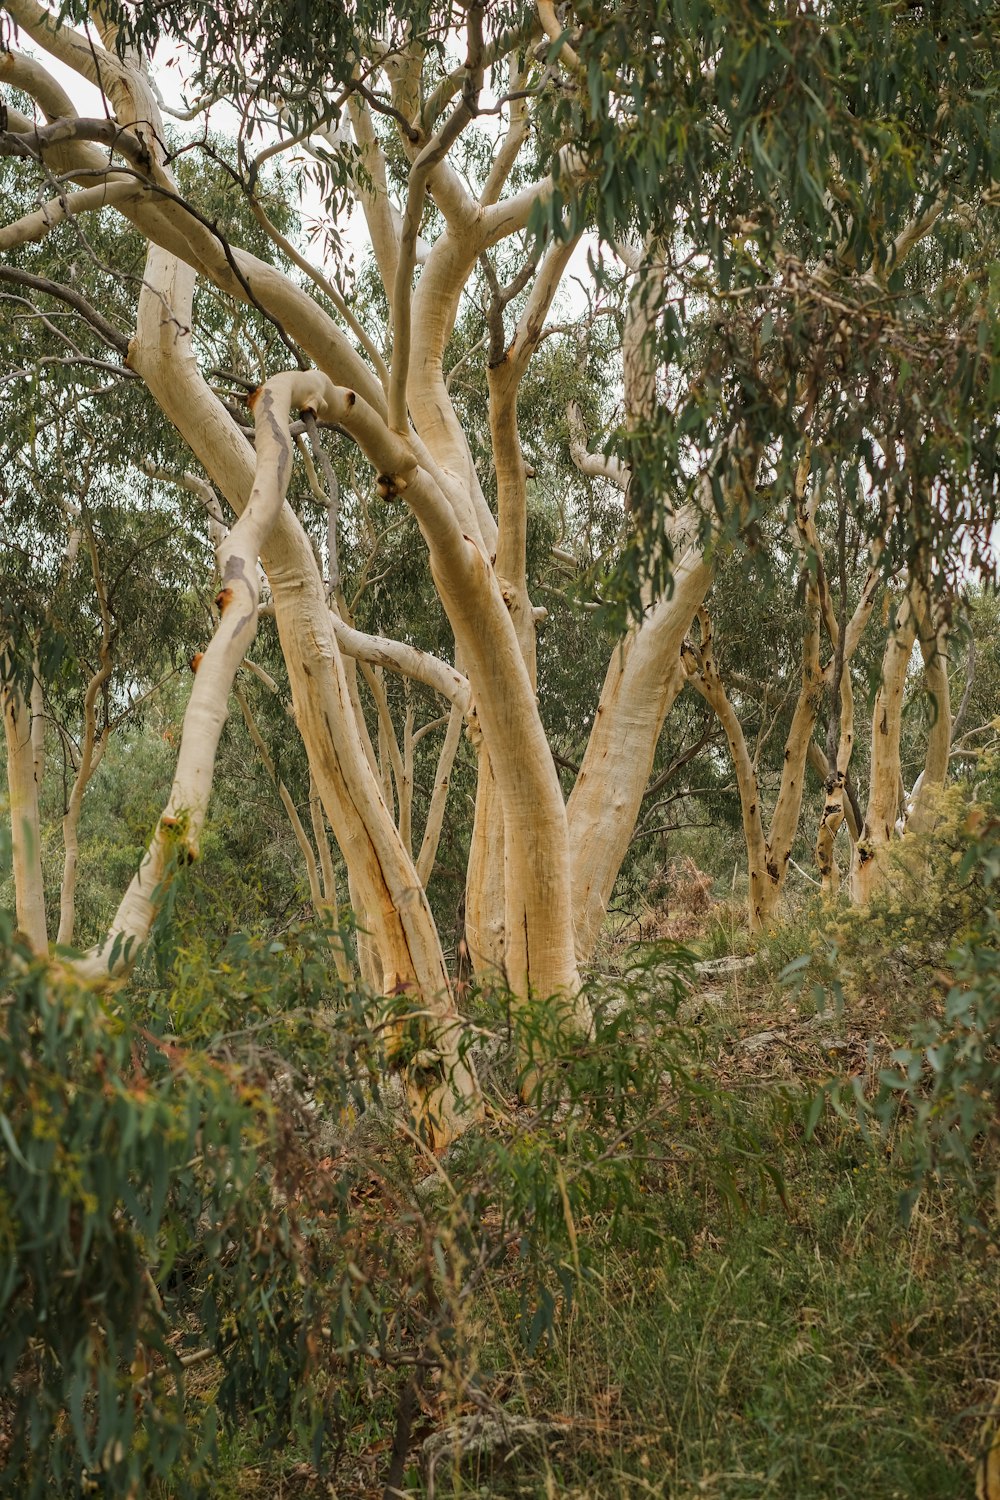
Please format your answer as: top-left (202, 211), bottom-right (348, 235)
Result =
top-left (0, 150), bottom-right (333, 950)
top-left (0, 159), bottom-right (200, 951)
top-left (1, 0), bottom-right (998, 1135)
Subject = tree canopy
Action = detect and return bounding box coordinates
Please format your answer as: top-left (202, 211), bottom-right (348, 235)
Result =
top-left (3, 1), bottom-right (1000, 1494)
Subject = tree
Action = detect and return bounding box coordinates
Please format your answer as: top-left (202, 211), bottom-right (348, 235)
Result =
top-left (1, 0), bottom-right (998, 1137)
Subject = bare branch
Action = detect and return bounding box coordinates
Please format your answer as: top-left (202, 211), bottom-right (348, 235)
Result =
top-left (0, 243), bottom-right (139, 366)
top-left (481, 54), bottom-right (530, 206)
top-left (536, 0), bottom-right (582, 71)
top-left (566, 400), bottom-right (627, 489)
top-left (331, 618), bottom-right (472, 712)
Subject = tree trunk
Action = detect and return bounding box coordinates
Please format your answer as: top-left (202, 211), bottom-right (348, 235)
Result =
top-left (908, 590), bottom-right (951, 834)
top-left (567, 543), bottom-right (714, 960)
top-left (415, 700), bottom-right (464, 887)
top-left (757, 671), bottom-right (824, 923)
top-left (2, 675), bottom-right (48, 955)
top-left (852, 594), bottom-right (918, 904)
top-left (127, 247), bottom-right (480, 1143)
top-left (464, 741), bottom-right (507, 977)
top-left (58, 554), bottom-right (114, 946)
top-left (682, 530), bottom-right (823, 935)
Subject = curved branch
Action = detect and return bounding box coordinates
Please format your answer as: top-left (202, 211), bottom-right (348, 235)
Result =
top-left (0, 179), bottom-right (138, 251)
top-left (0, 46), bottom-right (79, 120)
top-left (330, 619), bottom-right (472, 713)
top-left (537, 0), bottom-right (582, 71)
top-left (566, 400), bottom-right (628, 489)
top-left (71, 370), bottom-right (334, 981)
top-left (388, 3), bottom-right (486, 432)
top-left (0, 265), bottom-right (131, 354)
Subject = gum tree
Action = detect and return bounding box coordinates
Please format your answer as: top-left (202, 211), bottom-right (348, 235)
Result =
top-left (1, 0), bottom-right (998, 1134)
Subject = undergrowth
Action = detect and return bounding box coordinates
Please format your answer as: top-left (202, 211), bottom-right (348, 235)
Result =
top-left (0, 780), bottom-right (998, 1498)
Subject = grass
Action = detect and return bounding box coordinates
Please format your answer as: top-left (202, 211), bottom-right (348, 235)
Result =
top-left (479, 878), bottom-right (994, 1499)
top-left (451, 1163), bottom-right (996, 1498)
top-left (13, 841), bottom-right (993, 1500)
top-left (204, 948), bottom-right (999, 1500)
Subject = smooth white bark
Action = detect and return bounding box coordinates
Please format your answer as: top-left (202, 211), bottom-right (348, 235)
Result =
top-left (128, 249), bottom-right (480, 1141)
top-left (567, 545), bottom-right (714, 960)
top-left (72, 368), bottom-right (331, 981)
top-left (2, 677), bottom-right (48, 955)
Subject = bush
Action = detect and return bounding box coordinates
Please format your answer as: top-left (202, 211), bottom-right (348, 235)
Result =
top-left (0, 910), bottom-right (404, 1496)
top-left (800, 757), bottom-right (1000, 1240)
top-left (866, 807), bottom-right (1000, 1235)
top-left (2, 892), bottom-right (773, 1497)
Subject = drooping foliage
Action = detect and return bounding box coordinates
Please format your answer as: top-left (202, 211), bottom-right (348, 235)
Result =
top-left (531, 0), bottom-right (1000, 599)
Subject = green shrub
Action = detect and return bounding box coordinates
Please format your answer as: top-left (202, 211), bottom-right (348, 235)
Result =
top-left (802, 761), bottom-right (1000, 1240)
top-left (866, 809), bottom-right (1000, 1234)
top-left (1, 911), bottom-right (770, 1496)
top-left (0, 911), bottom-right (396, 1496)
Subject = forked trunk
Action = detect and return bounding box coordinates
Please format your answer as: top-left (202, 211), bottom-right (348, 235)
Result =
top-left (124, 248), bottom-right (481, 1143)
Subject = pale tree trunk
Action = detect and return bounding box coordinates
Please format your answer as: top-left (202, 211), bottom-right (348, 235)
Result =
top-left (363, 107), bottom-right (587, 1012)
top-left (809, 498), bottom-right (893, 888)
top-left (398, 689), bottom-right (415, 859)
top-left (460, 369), bottom-right (533, 988)
top-left (2, 674), bottom-right (48, 955)
top-left (397, 467), bottom-right (584, 1011)
top-left (564, 244), bottom-right (718, 963)
top-left (812, 555), bottom-right (884, 892)
top-left (4, 11), bottom-right (584, 1024)
top-left (809, 740), bottom-right (861, 844)
top-left (815, 533), bottom-right (853, 893)
top-left (352, 99), bottom-right (581, 1008)
top-left (465, 739), bottom-right (507, 976)
top-left (476, 347), bottom-right (546, 993)
top-left (128, 247), bottom-right (480, 1142)
top-left (851, 593), bottom-right (919, 904)
top-left (815, 707), bottom-right (852, 891)
top-left (307, 777), bottom-right (354, 985)
top-left (747, 477), bottom-right (836, 923)
top-left (369, 665), bottom-right (402, 827)
top-left (761, 677), bottom-right (825, 922)
top-left (441, 231), bottom-right (590, 1018)
top-left (415, 701), bottom-right (465, 887)
top-left (681, 611), bottom-right (771, 925)
top-left (57, 518), bottom-right (114, 946)
top-left (567, 544), bottom-right (714, 960)
top-left (71, 367), bottom-right (335, 980)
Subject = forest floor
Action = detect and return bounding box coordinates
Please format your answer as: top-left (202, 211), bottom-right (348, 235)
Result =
top-left (209, 881), bottom-right (1000, 1500)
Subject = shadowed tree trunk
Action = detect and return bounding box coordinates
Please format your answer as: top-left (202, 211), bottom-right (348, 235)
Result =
top-left (852, 592), bottom-right (919, 904)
